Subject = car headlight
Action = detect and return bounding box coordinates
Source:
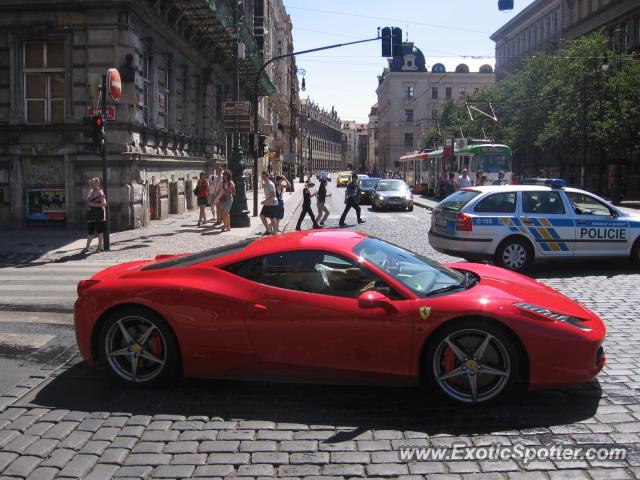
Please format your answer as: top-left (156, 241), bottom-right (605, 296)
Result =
top-left (404, 195), bottom-right (412, 200)
top-left (377, 195), bottom-right (384, 201)
top-left (514, 302), bottom-right (591, 331)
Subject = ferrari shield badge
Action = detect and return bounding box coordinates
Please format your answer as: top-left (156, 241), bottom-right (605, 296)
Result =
top-left (419, 306), bottom-right (431, 320)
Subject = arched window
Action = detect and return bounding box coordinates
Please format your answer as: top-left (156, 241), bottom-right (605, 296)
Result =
top-left (431, 63), bottom-right (446, 73)
top-left (479, 64), bottom-right (494, 73)
top-left (455, 63), bottom-right (469, 73)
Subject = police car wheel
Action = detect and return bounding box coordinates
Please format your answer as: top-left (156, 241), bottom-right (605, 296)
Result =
top-left (496, 237), bottom-right (532, 271)
top-left (631, 239), bottom-right (640, 266)
top-left (424, 319), bottom-right (520, 404)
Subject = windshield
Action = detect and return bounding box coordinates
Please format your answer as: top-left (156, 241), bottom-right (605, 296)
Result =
top-left (376, 180), bottom-right (405, 192)
top-left (353, 237), bottom-right (466, 297)
top-left (141, 238), bottom-right (254, 270)
top-left (439, 190), bottom-right (480, 212)
top-left (361, 179), bottom-right (380, 188)
top-left (479, 154), bottom-right (511, 173)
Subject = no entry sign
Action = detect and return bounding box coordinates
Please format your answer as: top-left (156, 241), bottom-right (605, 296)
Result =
top-left (107, 68), bottom-right (122, 101)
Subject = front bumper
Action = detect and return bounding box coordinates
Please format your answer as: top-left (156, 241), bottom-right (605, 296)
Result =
top-left (374, 197), bottom-right (413, 209)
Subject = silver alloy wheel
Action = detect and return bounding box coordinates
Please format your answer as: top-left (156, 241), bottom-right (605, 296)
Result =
top-left (433, 329), bottom-right (511, 403)
top-left (502, 243), bottom-right (527, 270)
top-left (104, 315), bottom-right (167, 383)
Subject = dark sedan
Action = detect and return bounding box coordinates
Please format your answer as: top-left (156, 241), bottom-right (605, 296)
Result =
top-left (358, 178), bottom-right (381, 204)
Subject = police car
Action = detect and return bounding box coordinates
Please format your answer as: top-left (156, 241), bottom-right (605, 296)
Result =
top-left (428, 178), bottom-right (640, 271)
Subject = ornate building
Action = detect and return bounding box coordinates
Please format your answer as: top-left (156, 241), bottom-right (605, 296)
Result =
top-left (375, 42), bottom-right (495, 172)
top-left (299, 99), bottom-right (342, 176)
top-left (0, 0), bottom-right (302, 230)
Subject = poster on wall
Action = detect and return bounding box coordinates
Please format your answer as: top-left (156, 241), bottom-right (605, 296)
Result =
top-left (26, 188), bottom-right (66, 222)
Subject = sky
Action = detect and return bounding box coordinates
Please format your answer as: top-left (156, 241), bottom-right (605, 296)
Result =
top-left (285, 0), bottom-right (536, 123)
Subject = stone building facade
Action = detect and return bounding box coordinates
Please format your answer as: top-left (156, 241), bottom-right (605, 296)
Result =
top-left (299, 99), bottom-right (342, 176)
top-left (367, 104), bottom-right (378, 172)
top-left (375, 43), bottom-right (495, 172)
top-left (492, 0), bottom-right (640, 78)
top-left (341, 121), bottom-right (368, 172)
top-left (0, 0), bottom-right (277, 230)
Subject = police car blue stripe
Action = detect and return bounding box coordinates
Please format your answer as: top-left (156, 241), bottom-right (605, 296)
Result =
top-left (528, 228), bottom-right (543, 240)
top-left (549, 218), bottom-right (574, 227)
top-left (539, 242), bottom-right (551, 252)
top-left (512, 218), bottom-right (522, 226)
top-left (547, 227), bottom-right (561, 240)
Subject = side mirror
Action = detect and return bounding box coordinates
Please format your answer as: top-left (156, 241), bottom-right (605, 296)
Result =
top-left (358, 290), bottom-right (395, 310)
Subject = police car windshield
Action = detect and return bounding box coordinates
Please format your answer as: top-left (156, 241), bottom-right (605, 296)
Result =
top-left (439, 190), bottom-right (480, 212)
top-left (353, 237), bottom-right (466, 298)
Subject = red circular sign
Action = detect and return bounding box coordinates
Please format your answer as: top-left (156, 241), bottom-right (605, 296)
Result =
top-left (107, 68), bottom-right (122, 101)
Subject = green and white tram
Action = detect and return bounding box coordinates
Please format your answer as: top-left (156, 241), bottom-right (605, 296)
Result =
top-left (430, 143), bottom-right (513, 186)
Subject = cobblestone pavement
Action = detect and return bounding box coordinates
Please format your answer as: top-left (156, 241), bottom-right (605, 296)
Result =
top-left (1, 183), bottom-right (640, 479)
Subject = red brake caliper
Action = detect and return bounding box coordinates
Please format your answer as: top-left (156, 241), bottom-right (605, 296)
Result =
top-left (150, 334), bottom-right (163, 357)
top-left (443, 346), bottom-right (458, 385)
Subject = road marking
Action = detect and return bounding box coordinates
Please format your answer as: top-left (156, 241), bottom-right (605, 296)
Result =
top-left (0, 333), bottom-right (56, 348)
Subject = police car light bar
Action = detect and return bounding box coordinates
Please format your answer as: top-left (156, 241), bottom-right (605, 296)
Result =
top-left (522, 178), bottom-right (566, 188)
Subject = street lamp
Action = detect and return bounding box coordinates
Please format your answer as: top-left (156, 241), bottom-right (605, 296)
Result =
top-left (228, 0), bottom-right (250, 227)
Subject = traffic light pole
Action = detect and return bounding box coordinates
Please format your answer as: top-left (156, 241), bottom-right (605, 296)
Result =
top-left (100, 74), bottom-right (110, 251)
top-left (251, 33), bottom-right (381, 216)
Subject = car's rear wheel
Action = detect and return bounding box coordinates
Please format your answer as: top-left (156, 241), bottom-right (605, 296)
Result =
top-left (424, 320), bottom-right (519, 404)
top-left (99, 307), bottom-right (179, 386)
top-left (407, 205), bottom-right (414, 212)
top-left (495, 237), bottom-right (533, 271)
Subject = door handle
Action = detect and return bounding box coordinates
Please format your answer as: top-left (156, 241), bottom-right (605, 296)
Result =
top-left (248, 303), bottom-right (268, 315)
top-left (576, 220), bottom-right (587, 226)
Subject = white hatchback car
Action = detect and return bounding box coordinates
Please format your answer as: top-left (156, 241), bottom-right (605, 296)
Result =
top-left (428, 179), bottom-right (640, 271)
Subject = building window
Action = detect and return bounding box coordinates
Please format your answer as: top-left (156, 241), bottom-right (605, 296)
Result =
top-left (405, 85), bottom-right (414, 98)
top-left (431, 87), bottom-right (438, 99)
top-left (157, 58), bottom-right (171, 129)
top-left (142, 50), bottom-right (152, 125)
top-left (568, 1), bottom-right (575, 25)
top-left (577, 0), bottom-right (583, 19)
top-left (474, 87), bottom-right (480, 94)
top-left (404, 109), bottom-right (414, 122)
top-left (431, 108), bottom-right (438, 120)
top-left (446, 87), bottom-right (452, 99)
top-left (459, 88), bottom-right (466, 99)
top-left (23, 41), bottom-right (65, 124)
top-left (403, 133), bottom-right (413, 150)
top-left (635, 17), bottom-right (640, 46)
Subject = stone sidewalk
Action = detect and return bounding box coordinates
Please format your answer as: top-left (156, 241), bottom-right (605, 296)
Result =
top-left (0, 187), bottom-right (304, 266)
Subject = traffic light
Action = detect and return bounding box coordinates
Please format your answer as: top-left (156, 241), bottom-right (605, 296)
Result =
top-left (92, 115), bottom-right (105, 154)
top-left (381, 27), bottom-right (391, 57)
top-left (498, 0), bottom-right (514, 10)
top-left (258, 134), bottom-right (266, 155)
top-left (381, 27), bottom-right (403, 58)
top-left (392, 27), bottom-right (403, 57)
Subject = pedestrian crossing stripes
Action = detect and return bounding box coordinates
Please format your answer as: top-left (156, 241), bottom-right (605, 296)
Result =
top-left (0, 262), bottom-right (115, 312)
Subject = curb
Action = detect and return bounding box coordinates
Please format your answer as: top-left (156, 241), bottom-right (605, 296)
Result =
top-left (0, 304), bottom-right (74, 314)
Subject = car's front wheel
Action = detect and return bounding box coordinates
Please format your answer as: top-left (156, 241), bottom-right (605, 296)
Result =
top-left (424, 319), bottom-right (520, 404)
top-left (99, 307), bottom-right (180, 386)
top-left (495, 237), bottom-right (533, 271)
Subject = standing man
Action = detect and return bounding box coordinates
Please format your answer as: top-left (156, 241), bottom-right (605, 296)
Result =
top-left (457, 168), bottom-right (472, 189)
top-left (259, 171), bottom-right (278, 235)
top-left (492, 170), bottom-right (507, 185)
top-left (209, 166), bottom-right (223, 225)
top-left (339, 173), bottom-right (366, 227)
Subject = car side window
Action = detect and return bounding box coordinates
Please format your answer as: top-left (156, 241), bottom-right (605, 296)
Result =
top-left (225, 251), bottom-right (403, 300)
top-left (522, 191), bottom-right (565, 214)
top-left (473, 192), bottom-right (517, 213)
top-left (566, 192), bottom-right (614, 216)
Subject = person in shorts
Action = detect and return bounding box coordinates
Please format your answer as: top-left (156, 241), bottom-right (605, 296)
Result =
top-left (259, 171), bottom-right (278, 235)
top-left (83, 177), bottom-right (107, 253)
top-left (195, 171), bottom-right (209, 226)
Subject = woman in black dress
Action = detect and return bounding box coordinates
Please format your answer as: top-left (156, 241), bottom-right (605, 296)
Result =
top-left (295, 183), bottom-right (321, 231)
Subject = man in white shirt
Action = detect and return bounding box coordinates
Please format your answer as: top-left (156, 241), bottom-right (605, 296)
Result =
top-left (259, 171), bottom-right (279, 235)
top-left (209, 166), bottom-right (223, 225)
top-left (457, 168), bottom-right (473, 189)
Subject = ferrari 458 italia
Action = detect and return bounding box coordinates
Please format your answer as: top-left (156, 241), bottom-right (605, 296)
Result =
top-left (74, 230), bottom-right (606, 404)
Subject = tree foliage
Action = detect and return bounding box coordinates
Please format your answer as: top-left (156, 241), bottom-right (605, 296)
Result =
top-left (424, 33), bottom-right (640, 160)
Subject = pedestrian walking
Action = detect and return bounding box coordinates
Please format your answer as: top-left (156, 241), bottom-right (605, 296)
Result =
top-left (316, 178), bottom-right (331, 225)
top-left (259, 171), bottom-right (278, 235)
top-left (339, 173), bottom-right (365, 227)
top-left (273, 175), bottom-right (291, 233)
top-left (218, 170), bottom-right (235, 232)
top-left (83, 177), bottom-right (107, 253)
top-left (296, 182), bottom-right (321, 230)
top-left (475, 170), bottom-right (484, 186)
top-left (208, 166), bottom-right (223, 224)
top-left (195, 172), bottom-right (209, 226)
top-left (456, 168), bottom-right (472, 189)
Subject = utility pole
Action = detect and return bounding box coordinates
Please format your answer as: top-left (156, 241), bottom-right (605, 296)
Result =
top-left (229, 0), bottom-right (250, 227)
top-left (580, 77), bottom-right (587, 188)
top-left (100, 75), bottom-right (110, 250)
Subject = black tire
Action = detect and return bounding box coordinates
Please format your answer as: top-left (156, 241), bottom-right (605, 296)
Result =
top-left (631, 239), bottom-right (640, 267)
top-left (423, 318), bottom-right (520, 404)
top-left (98, 306), bottom-right (180, 386)
top-left (495, 237), bottom-right (533, 272)
top-left (371, 203), bottom-right (379, 211)
top-left (407, 205), bottom-right (414, 212)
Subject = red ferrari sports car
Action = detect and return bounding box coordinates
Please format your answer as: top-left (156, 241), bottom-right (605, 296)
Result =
top-left (74, 230), bottom-right (606, 404)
